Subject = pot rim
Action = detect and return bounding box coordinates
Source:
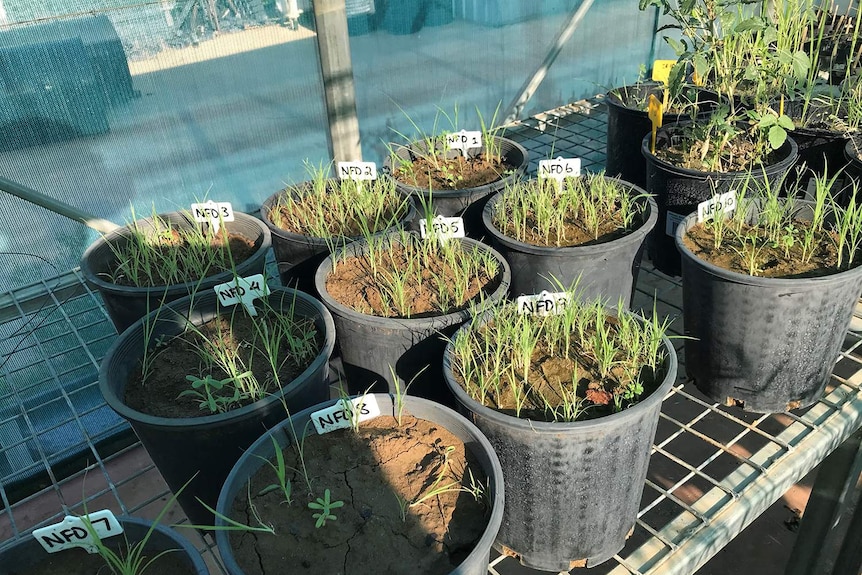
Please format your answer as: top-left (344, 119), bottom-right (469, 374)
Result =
top-left (641, 122), bottom-right (799, 180)
top-left (674, 199), bottom-right (862, 286)
top-left (442, 312), bottom-right (679, 433)
top-left (381, 135), bottom-right (529, 198)
top-left (481, 177), bottom-right (658, 255)
top-left (98, 287), bottom-right (335, 428)
top-left (80, 210), bottom-right (272, 295)
top-left (260, 181), bottom-right (417, 243)
top-left (314, 231), bottom-right (511, 329)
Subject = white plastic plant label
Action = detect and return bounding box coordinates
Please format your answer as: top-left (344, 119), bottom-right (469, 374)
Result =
top-left (665, 211), bottom-right (686, 237)
top-left (337, 161), bottom-right (377, 181)
top-left (697, 190), bottom-right (736, 223)
top-left (311, 395), bottom-right (381, 434)
top-left (32, 510), bottom-right (123, 554)
top-left (214, 274), bottom-right (270, 316)
top-left (447, 130), bottom-right (482, 158)
top-left (191, 200), bottom-right (234, 235)
top-left (516, 291), bottom-right (570, 316)
top-left (538, 157), bottom-right (581, 184)
top-left (419, 216), bottom-right (465, 244)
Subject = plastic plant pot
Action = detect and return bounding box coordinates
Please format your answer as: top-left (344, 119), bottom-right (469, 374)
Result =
top-left (383, 136), bottom-right (528, 238)
top-left (214, 394), bottom-right (504, 575)
top-left (98, 288), bottom-right (335, 526)
top-left (675, 201), bottom-right (862, 412)
top-left (81, 210), bottom-right (271, 334)
top-left (314, 232), bottom-right (510, 407)
top-left (604, 82), bottom-right (719, 189)
top-left (442, 318), bottom-right (678, 570)
top-left (481, 179), bottom-right (657, 306)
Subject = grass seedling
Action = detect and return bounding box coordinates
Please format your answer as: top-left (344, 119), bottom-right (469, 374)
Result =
top-left (308, 489), bottom-right (344, 528)
top-left (256, 434), bottom-right (293, 505)
top-left (450, 291), bottom-right (672, 421)
top-left (338, 229), bottom-right (500, 318)
top-left (268, 160), bottom-right (409, 243)
top-left (104, 205), bottom-right (241, 288)
top-left (493, 171), bottom-right (650, 246)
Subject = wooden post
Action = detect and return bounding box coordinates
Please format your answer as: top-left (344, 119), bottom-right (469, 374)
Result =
top-left (313, 0), bottom-right (362, 162)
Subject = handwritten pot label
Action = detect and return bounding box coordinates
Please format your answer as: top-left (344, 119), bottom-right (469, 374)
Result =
top-left (312, 395), bottom-right (381, 434)
top-left (538, 157), bottom-right (581, 181)
top-left (33, 510), bottom-right (123, 554)
top-left (697, 190), bottom-right (736, 223)
top-left (447, 130), bottom-right (482, 158)
top-left (214, 274), bottom-right (270, 316)
top-left (419, 216), bottom-right (465, 243)
top-left (191, 200), bottom-right (234, 235)
top-left (517, 291), bottom-right (570, 316)
top-left (337, 161), bottom-right (377, 181)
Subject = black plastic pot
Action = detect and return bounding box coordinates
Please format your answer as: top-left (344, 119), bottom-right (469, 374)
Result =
top-left (604, 83), bottom-right (719, 189)
top-left (383, 136), bottom-right (528, 238)
top-left (0, 516), bottom-right (209, 574)
top-left (784, 124), bottom-right (850, 198)
top-left (260, 184), bottom-right (416, 295)
top-left (81, 211), bottom-right (271, 334)
top-left (442, 319), bottom-right (678, 570)
top-left (214, 394), bottom-right (504, 575)
top-left (846, 138), bottom-right (862, 186)
top-left (675, 201), bottom-right (862, 413)
top-left (98, 288), bottom-right (335, 525)
top-left (481, 179), bottom-right (657, 306)
top-left (642, 125), bottom-right (798, 276)
top-left (314, 232), bottom-right (510, 406)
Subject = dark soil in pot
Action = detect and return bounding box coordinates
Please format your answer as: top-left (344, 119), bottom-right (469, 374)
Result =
top-left (229, 416), bottom-right (488, 575)
top-left (124, 306), bottom-right (323, 418)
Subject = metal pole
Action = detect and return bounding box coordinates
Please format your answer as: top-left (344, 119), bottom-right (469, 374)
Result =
top-left (0, 176), bottom-right (119, 234)
top-left (313, 0), bottom-right (362, 162)
top-left (503, 0), bottom-right (596, 125)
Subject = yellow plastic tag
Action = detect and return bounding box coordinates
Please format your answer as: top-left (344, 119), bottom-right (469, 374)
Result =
top-left (652, 60), bottom-right (675, 84)
top-left (648, 94), bottom-right (663, 153)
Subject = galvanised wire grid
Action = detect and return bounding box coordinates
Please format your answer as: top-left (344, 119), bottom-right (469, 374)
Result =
top-left (0, 100), bottom-right (860, 575)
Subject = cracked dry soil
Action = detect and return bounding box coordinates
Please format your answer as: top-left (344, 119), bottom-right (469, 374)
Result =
top-left (229, 415), bottom-right (490, 574)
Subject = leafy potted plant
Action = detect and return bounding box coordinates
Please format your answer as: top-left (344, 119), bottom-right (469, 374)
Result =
top-left (0, 515), bottom-right (208, 575)
top-left (314, 227), bottom-right (510, 405)
top-left (642, 103), bottom-right (799, 275)
top-left (98, 286), bottom-right (335, 525)
top-left (605, 80), bottom-right (719, 189)
top-left (443, 292), bottom-right (678, 570)
top-left (482, 171), bottom-right (657, 306)
top-left (383, 106), bottom-right (529, 237)
top-left (211, 394), bottom-right (504, 575)
top-left (675, 173), bottom-right (862, 412)
top-left (81, 208), bottom-right (271, 333)
top-left (260, 162), bottom-right (416, 294)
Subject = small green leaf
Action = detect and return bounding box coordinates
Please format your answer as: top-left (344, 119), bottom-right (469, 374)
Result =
top-left (777, 115), bottom-right (795, 131)
top-left (768, 125), bottom-right (786, 149)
